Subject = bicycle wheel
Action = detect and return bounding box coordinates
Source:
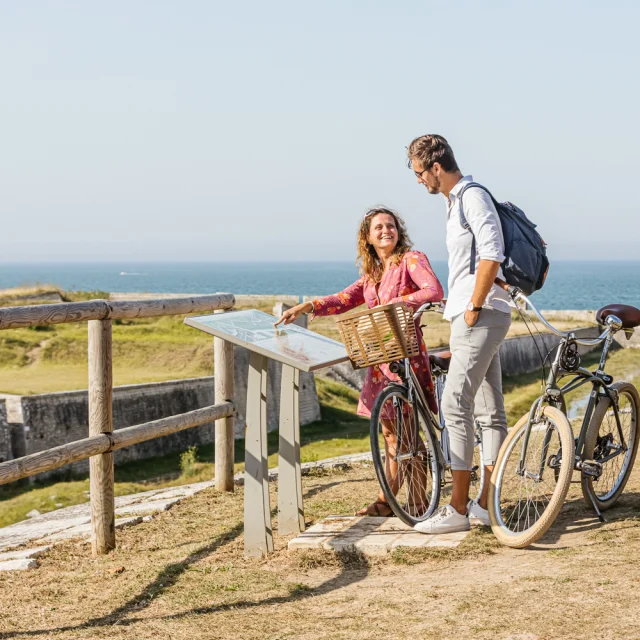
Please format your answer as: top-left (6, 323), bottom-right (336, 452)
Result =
top-left (489, 406), bottom-right (575, 548)
top-left (370, 385), bottom-right (442, 527)
top-left (581, 381), bottom-right (640, 511)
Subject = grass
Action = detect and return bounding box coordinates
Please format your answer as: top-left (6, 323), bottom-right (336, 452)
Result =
top-left (0, 347), bottom-right (542, 529)
top-left (390, 527), bottom-right (500, 564)
top-left (1, 286), bottom-right (637, 528)
top-left (0, 315), bottom-right (215, 394)
top-left (2, 341), bottom-right (639, 528)
top-left (0, 479), bottom-right (156, 529)
top-left (0, 286), bottom-right (595, 395)
top-left (0, 377), bottom-right (368, 527)
top-left (4, 462), bottom-right (640, 639)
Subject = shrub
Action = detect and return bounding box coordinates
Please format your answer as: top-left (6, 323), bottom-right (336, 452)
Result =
top-left (61, 290), bottom-right (111, 302)
top-left (180, 446), bottom-right (199, 478)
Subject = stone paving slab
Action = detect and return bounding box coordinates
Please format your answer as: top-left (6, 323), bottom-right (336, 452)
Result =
top-left (115, 498), bottom-right (181, 517)
top-left (0, 481), bottom-right (216, 560)
top-left (0, 545), bottom-right (52, 572)
top-left (34, 516), bottom-right (142, 544)
top-left (0, 558), bottom-right (38, 571)
top-left (289, 516), bottom-right (469, 555)
top-left (0, 546), bottom-right (51, 562)
top-left (0, 515), bottom-right (91, 552)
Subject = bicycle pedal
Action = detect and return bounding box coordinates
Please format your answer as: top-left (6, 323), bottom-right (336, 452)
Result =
top-left (580, 459), bottom-right (603, 479)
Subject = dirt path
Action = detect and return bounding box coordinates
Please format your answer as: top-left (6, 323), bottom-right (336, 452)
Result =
top-left (24, 339), bottom-right (50, 366)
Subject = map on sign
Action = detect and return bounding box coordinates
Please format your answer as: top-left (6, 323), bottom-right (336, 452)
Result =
top-left (184, 309), bottom-right (349, 372)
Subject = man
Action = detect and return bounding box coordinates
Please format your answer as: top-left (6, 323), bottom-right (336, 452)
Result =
top-left (407, 134), bottom-right (511, 533)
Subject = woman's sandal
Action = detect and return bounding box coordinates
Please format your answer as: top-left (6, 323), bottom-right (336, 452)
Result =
top-left (356, 500), bottom-right (393, 517)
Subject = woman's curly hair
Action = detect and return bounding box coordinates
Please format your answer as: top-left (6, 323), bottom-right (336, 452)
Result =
top-left (356, 207), bottom-right (413, 282)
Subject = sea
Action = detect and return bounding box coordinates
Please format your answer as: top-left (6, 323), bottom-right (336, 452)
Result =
top-left (1, 261), bottom-right (639, 310)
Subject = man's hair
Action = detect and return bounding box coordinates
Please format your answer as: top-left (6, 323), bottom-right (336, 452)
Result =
top-left (407, 134), bottom-right (459, 172)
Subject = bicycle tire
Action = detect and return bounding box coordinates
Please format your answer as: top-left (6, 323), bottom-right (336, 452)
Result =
top-left (489, 406), bottom-right (575, 548)
top-left (370, 384), bottom-right (442, 527)
top-left (581, 381), bottom-right (640, 511)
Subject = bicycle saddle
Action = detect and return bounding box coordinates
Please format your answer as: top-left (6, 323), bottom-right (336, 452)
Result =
top-left (595, 304), bottom-right (640, 329)
top-left (429, 351), bottom-right (452, 371)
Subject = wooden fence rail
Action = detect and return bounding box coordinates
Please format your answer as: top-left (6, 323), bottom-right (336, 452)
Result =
top-left (0, 293), bottom-right (236, 556)
top-left (0, 293), bottom-right (235, 329)
top-left (0, 402), bottom-right (234, 486)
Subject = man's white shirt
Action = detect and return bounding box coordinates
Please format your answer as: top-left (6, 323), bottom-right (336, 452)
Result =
top-left (443, 175), bottom-right (512, 321)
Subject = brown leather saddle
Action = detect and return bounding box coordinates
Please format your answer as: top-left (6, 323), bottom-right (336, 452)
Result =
top-left (429, 351), bottom-right (452, 372)
top-left (595, 304), bottom-right (640, 329)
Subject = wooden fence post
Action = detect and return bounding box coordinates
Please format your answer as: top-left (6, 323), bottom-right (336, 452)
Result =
top-left (88, 318), bottom-right (115, 556)
top-left (214, 310), bottom-right (235, 491)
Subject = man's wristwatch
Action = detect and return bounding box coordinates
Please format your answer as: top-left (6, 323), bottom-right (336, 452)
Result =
top-left (467, 302), bottom-right (483, 312)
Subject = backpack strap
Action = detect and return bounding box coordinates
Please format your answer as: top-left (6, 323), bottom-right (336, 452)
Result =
top-left (456, 182), bottom-right (498, 275)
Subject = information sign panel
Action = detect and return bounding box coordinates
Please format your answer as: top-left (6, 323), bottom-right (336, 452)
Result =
top-left (185, 309), bottom-right (349, 372)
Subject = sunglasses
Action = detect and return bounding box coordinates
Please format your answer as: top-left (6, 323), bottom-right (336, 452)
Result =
top-left (363, 208), bottom-right (397, 221)
top-left (412, 163), bottom-right (435, 180)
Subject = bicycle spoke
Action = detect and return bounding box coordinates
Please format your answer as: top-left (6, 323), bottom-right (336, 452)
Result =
top-left (592, 392), bottom-right (636, 500)
top-left (497, 420), bottom-right (562, 534)
top-left (375, 392), bottom-right (436, 520)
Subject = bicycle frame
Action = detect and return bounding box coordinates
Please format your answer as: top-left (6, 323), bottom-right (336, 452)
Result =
top-left (385, 299), bottom-right (489, 485)
top-left (511, 290), bottom-right (627, 482)
top-left (390, 357), bottom-right (448, 473)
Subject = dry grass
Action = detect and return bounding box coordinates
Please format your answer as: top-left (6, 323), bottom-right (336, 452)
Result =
top-left (3, 460), bottom-right (640, 639)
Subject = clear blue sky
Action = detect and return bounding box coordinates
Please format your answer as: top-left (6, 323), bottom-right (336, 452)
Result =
top-left (1, 1), bottom-right (638, 262)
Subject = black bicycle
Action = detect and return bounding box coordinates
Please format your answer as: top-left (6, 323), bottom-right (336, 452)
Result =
top-left (367, 302), bottom-right (484, 526)
top-left (489, 286), bottom-right (640, 548)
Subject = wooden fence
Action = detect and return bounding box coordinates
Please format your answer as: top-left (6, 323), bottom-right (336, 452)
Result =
top-left (0, 294), bottom-right (236, 555)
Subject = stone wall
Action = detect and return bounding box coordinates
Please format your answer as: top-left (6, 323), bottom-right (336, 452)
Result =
top-left (0, 401), bottom-right (11, 464)
top-left (614, 330), bottom-right (640, 349)
top-left (1, 343), bottom-right (320, 482)
top-left (9, 379), bottom-right (216, 480)
top-left (492, 326), bottom-right (600, 377)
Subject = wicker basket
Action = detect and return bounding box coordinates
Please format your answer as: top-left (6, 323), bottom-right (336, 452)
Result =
top-left (334, 302), bottom-right (420, 369)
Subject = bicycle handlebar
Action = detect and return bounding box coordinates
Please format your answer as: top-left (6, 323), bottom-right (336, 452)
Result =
top-left (498, 280), bottom-right (615, 346)
top-left (413, 300), bottom-right (445, 320)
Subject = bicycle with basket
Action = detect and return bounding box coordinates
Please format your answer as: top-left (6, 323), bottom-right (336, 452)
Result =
top-left (334, 300), bottom-right (484, 526)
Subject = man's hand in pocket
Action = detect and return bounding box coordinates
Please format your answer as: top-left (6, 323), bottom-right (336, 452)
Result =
top-left (464, 309), bottom-right (480, 327)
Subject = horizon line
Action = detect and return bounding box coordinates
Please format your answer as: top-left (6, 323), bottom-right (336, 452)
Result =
top-left (1, 258), bottom-right (640, 265)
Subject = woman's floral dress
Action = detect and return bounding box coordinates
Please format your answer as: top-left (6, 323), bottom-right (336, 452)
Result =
top-left (310, 251), bottom-right (445, 417)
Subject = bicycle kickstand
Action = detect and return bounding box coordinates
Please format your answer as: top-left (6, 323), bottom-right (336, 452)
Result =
top-left (586, 490), bottom-right (606, 523)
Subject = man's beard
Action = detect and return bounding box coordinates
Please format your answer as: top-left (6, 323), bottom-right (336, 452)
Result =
top-left (426, 174), bottom-right (440, 194)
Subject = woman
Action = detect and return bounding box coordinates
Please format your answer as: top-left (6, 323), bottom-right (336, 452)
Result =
top-left (276, 207), bottom-right (444, 516)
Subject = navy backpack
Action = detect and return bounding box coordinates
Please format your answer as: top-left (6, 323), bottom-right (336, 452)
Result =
top-left (457, 182), bottom-right (549, 295)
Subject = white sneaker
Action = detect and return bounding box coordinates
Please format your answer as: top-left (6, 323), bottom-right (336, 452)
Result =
top-left (413, 505), bottom-right (470, 534)
top-left (467, 500), bottom-right (490, 527)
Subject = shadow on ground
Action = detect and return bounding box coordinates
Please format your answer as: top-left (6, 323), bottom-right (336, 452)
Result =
top-left (0, 478), bottom-right (370, 639)
top-left (530, 487), bottom-right (640, 548)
